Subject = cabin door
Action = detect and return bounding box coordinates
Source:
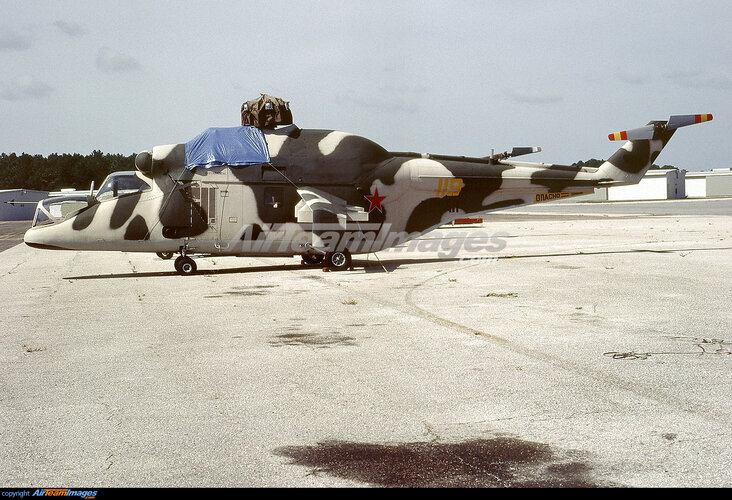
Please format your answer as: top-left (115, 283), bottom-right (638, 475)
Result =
top-left (190, 180), bottom-right (243, 252)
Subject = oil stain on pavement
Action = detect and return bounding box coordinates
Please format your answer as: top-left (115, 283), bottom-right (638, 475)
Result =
top-left (274, 436), bottom-right (617, 487)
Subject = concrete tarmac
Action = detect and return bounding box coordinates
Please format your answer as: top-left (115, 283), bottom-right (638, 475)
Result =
top-left (0, 221), bottom-right (30, 253)
top-left (1, 199), bottom-right (731, 487)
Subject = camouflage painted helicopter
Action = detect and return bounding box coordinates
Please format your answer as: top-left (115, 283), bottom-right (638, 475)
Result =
top-left (24, 95), bottom-right (712, 275)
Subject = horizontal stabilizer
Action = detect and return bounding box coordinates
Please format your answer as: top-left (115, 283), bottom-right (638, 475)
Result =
top-left (608, 114), bottom-right (713, 141)
top-left (509, 146), bottom-right (542, 157)
top-left (486, 147), bottom-right (542, 161)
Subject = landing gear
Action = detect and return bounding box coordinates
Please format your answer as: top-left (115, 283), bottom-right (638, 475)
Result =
top-left (324, 249), bottom-right (352, 271)
top-left (301, 253), bottom-right (325, 266)
top-left (174, 255), bottom-right (197, 276)
top-left (156, 251), bottom-right (174, 260)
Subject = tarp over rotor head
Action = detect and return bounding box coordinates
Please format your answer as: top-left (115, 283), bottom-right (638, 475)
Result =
top-left (184, 126), bottom-right (270, 170)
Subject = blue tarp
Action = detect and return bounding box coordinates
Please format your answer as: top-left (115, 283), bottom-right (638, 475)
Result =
top-left (184, 126), bottom-right (270, 170)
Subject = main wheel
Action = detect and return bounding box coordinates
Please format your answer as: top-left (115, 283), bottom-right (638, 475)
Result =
top-left (156, 251), bottom-right (174, 260)
top-left (325, 250), bottom-right (351, 271)
top-left (174, 256), bottom-right (197, 276)
top-left (301, 253), bottom-right (325, 266)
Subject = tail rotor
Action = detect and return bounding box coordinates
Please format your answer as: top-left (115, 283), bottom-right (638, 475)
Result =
top-left (596, 114), bottom-right (713, 185)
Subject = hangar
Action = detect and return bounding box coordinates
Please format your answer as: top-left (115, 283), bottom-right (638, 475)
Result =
top-left (686, 168), bottom-right (732, 198)
top-left (578, 168), bottom-right (732, 202)
top-left (0, 189), bottom-right (49, 221)
top-left (606, 169), bottom-right (686, 201)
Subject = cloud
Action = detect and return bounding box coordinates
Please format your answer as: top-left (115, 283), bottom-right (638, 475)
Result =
top-left (507, 89), bottom-right (563, 105)
top-left (0, 28), bottom-right (31, 50)
top-left (617, 71), bottom-right (650, 85)
top-left (95, 47), bottom-right (141, 73)
top-left (0, 76), bottom-right (54, 101)
top-left (613, 68), bottom-right (732, 91)
top-left (334, 91), bottom-right (422, 115)
top-left (663, 70), bottom-right (732, 91)
top-left (53, 21), bottom-right (87, 38)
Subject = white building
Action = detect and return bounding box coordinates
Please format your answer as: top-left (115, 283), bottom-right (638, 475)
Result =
top-left (685, 171), bottom-right (708, 198)
top-left (575, 167), bottom-right (732, 202)
top-left (0, 189), bottom-right (50, 221)
top-left (607, 169), bottom-right (685, 201)
top-left (685, 168), bottom-right (732, 198)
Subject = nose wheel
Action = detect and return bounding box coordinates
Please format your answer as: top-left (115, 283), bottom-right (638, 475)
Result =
top-left (174, 255), bottom-right (197, 276)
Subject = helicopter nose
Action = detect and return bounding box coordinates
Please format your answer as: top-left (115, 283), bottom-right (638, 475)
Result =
top-left (24, 227), bottom-right (45, 248)
top-left (24, 226), bottom-right (65, 250)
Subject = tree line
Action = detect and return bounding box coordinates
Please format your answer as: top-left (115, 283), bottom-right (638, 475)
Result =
top-left (0, 151), bottom-right (135, 192)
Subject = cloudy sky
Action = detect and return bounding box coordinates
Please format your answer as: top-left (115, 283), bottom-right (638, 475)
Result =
top-left (1, 0), bottom-right (730, 171)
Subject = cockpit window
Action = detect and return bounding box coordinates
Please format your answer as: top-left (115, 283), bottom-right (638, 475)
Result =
top-left (31, 195), bottom-right (88, 227)
top-left (96, 172), bottom-right (151, 201)
top-left (32, 207), bottom-right (51, 226)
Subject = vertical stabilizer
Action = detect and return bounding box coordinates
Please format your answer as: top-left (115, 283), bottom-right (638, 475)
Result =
top-left (594, 114), bottom-right (712, 185)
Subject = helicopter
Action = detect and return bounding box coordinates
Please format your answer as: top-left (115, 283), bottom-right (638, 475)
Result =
top-left (24, 95), bottom-right (712, 275)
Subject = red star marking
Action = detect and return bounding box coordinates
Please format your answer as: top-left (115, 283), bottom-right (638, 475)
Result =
top-left (364, 187), bottom-right (386, 213)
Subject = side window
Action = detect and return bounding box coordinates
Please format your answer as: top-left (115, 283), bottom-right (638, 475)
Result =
top-left (117, 175), bottom-right (150, 194)
top-left (96, 173), bottom-right (151, 201)
top-left (191, 183), bottom-right (217, 225)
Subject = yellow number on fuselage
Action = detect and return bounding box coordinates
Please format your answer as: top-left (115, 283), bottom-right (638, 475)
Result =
top-left (436, 178), bottom-right (464, 197)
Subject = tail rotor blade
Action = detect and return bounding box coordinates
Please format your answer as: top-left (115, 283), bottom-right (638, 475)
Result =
top-left (668, 114), bottom-right (713, 130)
top-left (608, 125), bottom-right (655, 141)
